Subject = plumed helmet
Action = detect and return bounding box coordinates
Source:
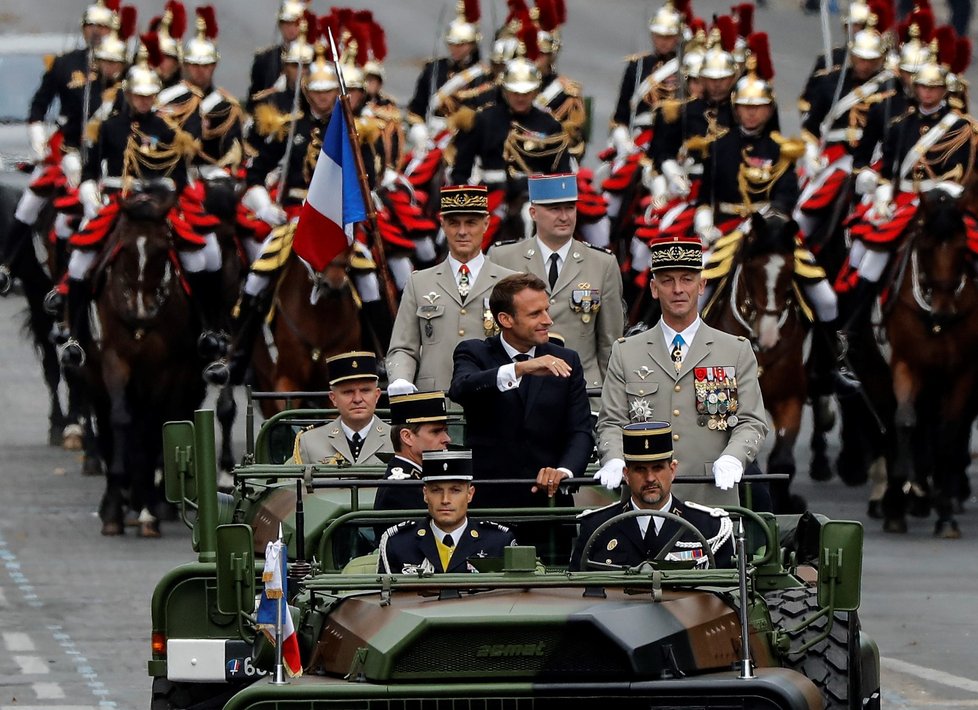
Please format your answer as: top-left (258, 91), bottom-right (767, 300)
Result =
top-left (282, 16), bottom-right (315, 65)
top-left (649, 1), bottom-right (682, 36)
top-left (183, 6), bottom-right (219, 65)
top-left (501, 56), bottom-right (542, 93)
top-left (850, 29), bottom-right (886, 59)
top-left (82, 0), bottom-right (117, 29)
top-left (93, 7), bottom-right (136, 63)
top-left (732, 33), bottom-right (775, 105)
top-left (278, 0), bottom-right (307, 23)
top-left (305, 48), bottom-right (339, 92)
top-left (847, 0), bottom-right (872, 27)
top-left (125, 39), bottom-right (163, 97)
top-left (446, 0), bottom-right (481, 45)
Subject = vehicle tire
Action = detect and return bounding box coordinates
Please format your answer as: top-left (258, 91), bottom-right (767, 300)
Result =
top-left (150, 677), bottom-right (242, 710)
top-left (765, 586), bottom-right (862, 710)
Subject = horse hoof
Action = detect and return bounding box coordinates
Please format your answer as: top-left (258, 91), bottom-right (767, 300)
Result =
top-left (809, 457), bottom-right (833, 482)
top-left (139, 520), bottom-right (162, 538)
top-left (883, 517), bottom-right (908, 534)
top-left (836, 456), bottom-right (868, 487)
top-left (101, 521), bottom-right (124, 536)
top-left (934, 520), bottom-right (961, 539)
top-left (867, 499), bottom-right (884, 519)
top-left (908, 497), bottom-right (931, 518)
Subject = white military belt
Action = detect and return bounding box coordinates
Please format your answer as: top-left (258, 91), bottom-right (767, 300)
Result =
top-left (824, 128), bottom-right (863, 143)
top-left (481, 169), bottom-right (507, 184)
top-left (898, 178), bottom-right (963, 197)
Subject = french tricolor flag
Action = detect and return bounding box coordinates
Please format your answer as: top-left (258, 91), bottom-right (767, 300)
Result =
top-left (292, 98), bottom-right (368, 273)
top-left (256, 539), bottom-right (302, 677)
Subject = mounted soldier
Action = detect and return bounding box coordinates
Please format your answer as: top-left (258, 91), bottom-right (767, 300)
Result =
top-left (247, 0), bottom-right (308, 111)
top-left (149, 0), bottom-right (188, 91)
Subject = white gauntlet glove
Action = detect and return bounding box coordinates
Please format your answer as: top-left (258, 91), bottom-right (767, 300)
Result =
top-left (594, 458), bottom-right (626, 490)
top-left (610, 125), bottom-right (637, 156)
top-left (801, 141), bottom-right (825, 177)
top-left (712, 454), bottom-right (744, 490)
top-left (660, 159), bottom-right (690, 198)
top-left (61, 152), bottom-right (82, 189)
top-left (78, 180), bottom-right (102, 221)
top-left (854, 169), bottom-right (879, 196)
top-left (869, 182), bottom-right (893, 222)
top-left (694, 205), bottom-right (722, 245)
top-left (243, 185), bottom-right (286, 227)
top-left (408, 123), bottom-right (429, 153)
top-left (387, 378), bottom-right (418, 397)
top-left (28, 122), bottom-right (47, 163)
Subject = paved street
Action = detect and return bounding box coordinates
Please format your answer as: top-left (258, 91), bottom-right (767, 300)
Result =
top-left (1, 1), bottom-right (978, 708)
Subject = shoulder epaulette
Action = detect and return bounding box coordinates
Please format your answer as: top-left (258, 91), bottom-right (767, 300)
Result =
top-left (254, 43), bottom-right (277, 56)
top-left (478, 520), bottom-right (511, 533)
top-left (250, 85), bottom-right (279, 103)
top-left (770, 131), bottom-right (805, 161)
top-left (253, 102), bottom-right (295, 141)
top-left (624, 51), bottom-right (652, 63)
top-left (583, 241), bottom-right (615, 255)
top-left (491, 237), bottom-right (522, 248)
top-left (383, 520), bottom-right (416, 538)
top-left (558, 76), bottom-right (582, 97)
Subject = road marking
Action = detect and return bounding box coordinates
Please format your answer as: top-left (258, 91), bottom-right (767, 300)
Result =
top-left (14, 655), bottom-right (49, 674)
top-left (3, 631), bottom-right (35, 651)
top-left (32, 682), bottom-right (66, 699)
top-left (883, 656), bottom-right (978, 695)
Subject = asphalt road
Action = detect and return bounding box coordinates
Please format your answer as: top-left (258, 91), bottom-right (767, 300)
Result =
top-left (1, 1), bottom-right (977, 708)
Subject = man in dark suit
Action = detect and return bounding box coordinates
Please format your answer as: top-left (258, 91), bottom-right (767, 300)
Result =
top-left (571, 422), bottom-right (734, 571)
top-left (449, 272), bottom-right (594, 510)
top-left (378, 450), bottom-right (516, 574)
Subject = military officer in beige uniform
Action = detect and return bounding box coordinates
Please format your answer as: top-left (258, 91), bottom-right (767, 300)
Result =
top-left (487, 174), bottom-right (624, 389)
top-left (595, 236), bottom-right (768, 506)
top-left (387, 185), bottom-right (516, 395)
top-left (291, 351), bottom-right (393, 466)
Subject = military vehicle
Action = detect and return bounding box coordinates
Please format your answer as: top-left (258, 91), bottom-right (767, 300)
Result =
top-left (149, 406), bottom-right (879, 710)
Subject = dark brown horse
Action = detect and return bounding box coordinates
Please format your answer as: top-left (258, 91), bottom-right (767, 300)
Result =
top-left (84, 181), bottom-right (206, 536)
top-left (251, 247), bottom-right (362, 418)
top-left (704, 212), bottom-right (809, 511)
top-left (882, 188), bottom-right (978, 537)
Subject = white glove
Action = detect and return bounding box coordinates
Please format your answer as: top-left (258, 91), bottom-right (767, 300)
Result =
top-left (387, 378), bottom-right (418, 397)
top-left (61, 152), bottom-right (82, 189)
top-left (869, 182), bottom-right (893, 222)
top-left (694, 205), bottom-right (721, 245)
top-left (650, 174), bottom-right (669, 209)
top-left (594, 458), bottom-right (626, 490)
top-left (660, 159), bottom-right (690, 198)
top-left (610, 125), bottom-right (637, 156)
top-left (712, 454), bottom-right (744, 491)
top-left (380, 167), bottom-right (400, 190)
top-left (801, 141), bottom-right (825, 177)
top-left (78, 180), bottom-right (102, 221)
top-left (408, 123), bottom-right (429, 152)
top-left (242, 185), bottom-right (286, 226)
top-left (854, 169), bottom-right (879, 196)
top-left (28, 121), bottom-right (47, 162)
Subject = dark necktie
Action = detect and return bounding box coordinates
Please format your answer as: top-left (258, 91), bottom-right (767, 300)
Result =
top-left (443, 534), bottom-right (455, 548)
top-left (513, 353), bottom-right (531, 363)
top-left (349, 431), bottom-right (363, 460)
top-left (671, 334), bottom-right (685, 374)
top-left (548, 253), bottom-right (559, 290)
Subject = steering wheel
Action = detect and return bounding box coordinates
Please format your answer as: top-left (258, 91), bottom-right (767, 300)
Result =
top-left (580, 509), bottom-right (718, 571)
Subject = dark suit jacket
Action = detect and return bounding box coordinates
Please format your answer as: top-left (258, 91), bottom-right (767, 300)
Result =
top-left (448, 336), bottom-right (594, 509)
top-left (378, 519), bottom-right (515, 574)
top-left (570, 498), bottom-right (735, 571)
top-left (373, 456), bottom-right (424, 515)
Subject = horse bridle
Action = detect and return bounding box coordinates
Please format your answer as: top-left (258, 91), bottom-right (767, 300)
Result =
top-left (728, 262), bottom-right (792, 348)
top-left (910, 247), bottom-right (969, 332)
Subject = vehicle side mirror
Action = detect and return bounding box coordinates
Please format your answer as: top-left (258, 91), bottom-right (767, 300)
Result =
top-left (817, 520), bottom-right (863, 612)
top-left (162, 421), bottom-right (196, 505)
top-left (216, 524), bottom-right (256, 616)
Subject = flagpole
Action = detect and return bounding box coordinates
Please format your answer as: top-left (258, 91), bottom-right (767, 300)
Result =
top-left (326, 28), bottom-right (398, 319)
top-left (272, 525), bottom-right (287, 685)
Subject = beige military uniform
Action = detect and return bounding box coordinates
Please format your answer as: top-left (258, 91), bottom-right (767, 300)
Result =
top-left (386, 259), bottom-right (517, 392)
top-left (290, 416), bottom-right (392, 466)
top-left (596, 321), bottom-right (768, 506)
top-left (487, 238), bottom-right (624, 388)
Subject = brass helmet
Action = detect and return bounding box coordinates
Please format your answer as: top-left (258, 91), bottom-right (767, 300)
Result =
top-left (683, 46), bottom-right (706, 78)
top-left (446, 0), bottom-right (481, 45)
top-left (534, 0), bottom-right (565, 53)
top-left (846, 0), bottom-right (872, 27)
top-left (538, 29), bottom-right (561, 55)
top-left (700, 30), bottom-right (737, 79)
top-left (914, 57), bottom-right (948, 87)
top-left (914, 32), bottom-right (955, 88)
top-left (362, 15), bottom-right (388, 80)
top-left (277, 0), bottom-right (307, 23)
top-left (501, 56), bottom-right (542, 93)
top-left (363, 59), bottom-right (384, 80)
top-left (341, 63), bottom-right (365, 90)
top-left (282, 18), bottom-right (315, 65)
top-left (183, 6), bottom-right (219, 65)
top-left (93, 7), bottom-right (135, 63)
top-left (850, 28), bottom-right (885, 60)
top-left (82, 0), bottom-right (116, 28)
top-left (732, 33), bottom-right (775, 105)
top-left (491, 35), bottom-right (520, 65)
top-left (125, 40), bottom-right (163, 97)
top-left (899, 35), bottom-right (932, 73)
top-left (649, 0), bottom-right (683, 37)
top-left (305, 47), bottom-right (339, 92)
top-left (153, 1), bottom-right (187, 62)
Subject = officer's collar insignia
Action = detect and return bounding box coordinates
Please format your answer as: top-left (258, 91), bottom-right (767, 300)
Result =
top-left (389, 466), bottom-right (411, 480)
top-left (634, 365), bottom-right (654, 380)
top-left (423, 291), bottom-right (441, 304)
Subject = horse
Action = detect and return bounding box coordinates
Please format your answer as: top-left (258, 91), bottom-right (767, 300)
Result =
top-left (251, 247), bottom-right (362, 419)
top-left (880, 187), bottom-right (978, 537)
top-left (81, 180), bottom-right (206, 536)
top-left (703, 211), bottom-right (810, 512)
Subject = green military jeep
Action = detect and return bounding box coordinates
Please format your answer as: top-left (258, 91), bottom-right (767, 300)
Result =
top-left (149, 406), bottom-right (879, 710)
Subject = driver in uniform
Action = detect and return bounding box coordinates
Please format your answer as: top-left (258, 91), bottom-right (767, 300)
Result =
top-left (570, 421), bottom-right (734, 571)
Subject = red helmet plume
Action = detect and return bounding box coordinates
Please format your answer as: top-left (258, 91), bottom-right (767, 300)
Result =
top-left (348, 18), bottom-right (370, 66)
top-left (105, 0), bottom-right (121, 12)
top-left (952, 36), bottom-right (971, 74)
top-left (674, 0), bottom-right (693, 22)
top-left (119, 6), bottom-right (137, 40)
top-left (733, 3), bottom-right (754, 37)
top-left (868, 0), bottom-right (893, 31)
top-left (935, 24), bottom-right (957, 66)
top-left (196, 5), bottom-right (218, 40)
top-left (165, 0), bottom-right (187, 39)
top-left (462, 0), bottom-right (481, 23)
top-left (715, 14), bottom-right (737, 52)
top-left (748, 31), bottom-right (773, 79)
top-left (303, 10), bottom-right (320, 43)
top-left (369, 19), bottom-right (387, 61)
top-left (518, 11), bottom-right (540, 59)
top-left (140, 32), bottom-right (162, 67)
top-left (536, 0), bottom-right (559, 31)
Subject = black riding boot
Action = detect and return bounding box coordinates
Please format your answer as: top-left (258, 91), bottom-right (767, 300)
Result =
top-left (59, 278), bottom-right (89, 367)
top-left (0, 218), bottom-right (33, 295)
top-left (184, 270), bottom-right (229, 360)
top-left (203, 292), bottom-right (267, 386)
top-left (360, 299), bottom-right (394, 357)
top-left (815, 317), bottom-right (862, 396)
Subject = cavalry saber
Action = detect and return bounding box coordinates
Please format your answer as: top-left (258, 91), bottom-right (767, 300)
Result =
top-left (426, 5), bottom-right (449, 128)
top-left (80, 46), bottom-right (94, 167)
top-left (275, 42), bottom-right (307, 207)
top-left (326, 28), bottom-right (398, 316)
top-left (819, 0), bottom-right (833, 70)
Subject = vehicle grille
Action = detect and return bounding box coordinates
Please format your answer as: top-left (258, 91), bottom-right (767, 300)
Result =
top-left (243, 696), bottom-right (787, 709)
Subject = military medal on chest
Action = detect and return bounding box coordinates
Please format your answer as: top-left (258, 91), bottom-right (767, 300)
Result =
top-left (570, 282), bottom-right (601, 324)
top-left (483, 296), bottom-right (498, 337)
top-left (694, 366), bottom-right (739, 430)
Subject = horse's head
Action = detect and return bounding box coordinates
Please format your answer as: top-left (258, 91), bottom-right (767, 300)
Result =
top-left (200, 173), bottom-right (241, 221)
top-left (739, 211), bottom-right (798, 350)
top-left (306, 248), bottom-right (352, 302)
top-left (120, 178), bottom-right (179, 221)
top-left (914, 188), bottom-right (970, 327)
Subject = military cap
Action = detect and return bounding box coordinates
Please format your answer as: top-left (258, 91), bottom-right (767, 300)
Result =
top-left (422, 449), bottom-right (474, 482)
top-left (326, 351), bottom-right (379, 386)
top-left (440, 185), bottom-right (489, 215)
top-left (528, 173), bottom-right (578, 204)
top-left (390, 391), bottom-right (449, 425)
top-left (648, 236), bottom-right (704, 271)
top-left (622, 422), bottom-right (674, 462)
